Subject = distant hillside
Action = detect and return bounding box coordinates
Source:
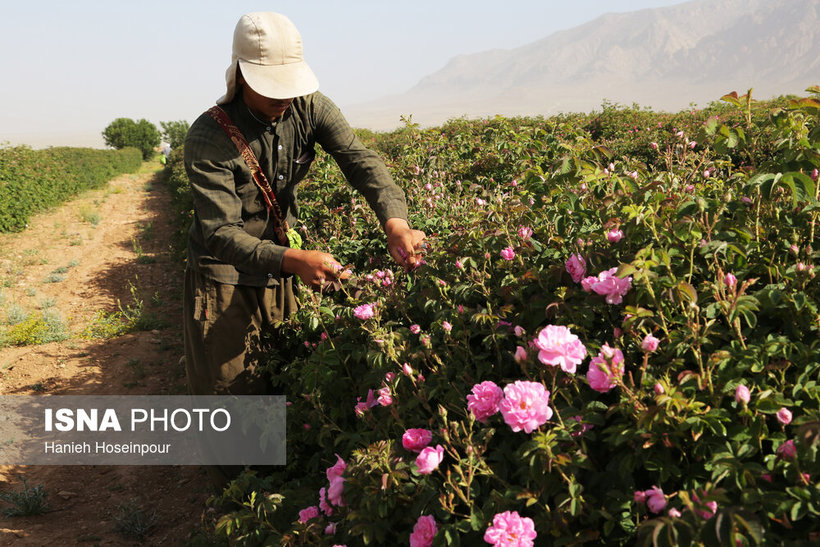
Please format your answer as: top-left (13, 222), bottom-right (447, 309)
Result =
top-left (345, 0), bottom-right (820, 130)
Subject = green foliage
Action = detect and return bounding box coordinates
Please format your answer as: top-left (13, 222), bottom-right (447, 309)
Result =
top-left (160, 120), bottom-right (190, 150)
top-left (5, 309), bottom-right (70, 346)
top-left (80, 280), bottom-right (165, 339)
top-left (0, 476), bottom-right (50, 516)
top-left (170, 89), bottom-right (820, 545)
top-left (112, 498), bottom-right (157, 540)
top-left (102, 117), bottom-right (161, 160)
top-left (0, 145), bottom-right (141, 233)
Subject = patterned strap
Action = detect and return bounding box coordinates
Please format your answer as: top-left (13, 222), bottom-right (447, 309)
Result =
top-left (205, 106), bottom-right (290, 247)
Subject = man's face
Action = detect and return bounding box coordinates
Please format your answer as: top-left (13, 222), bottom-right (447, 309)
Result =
top-left (241, 80), bottom-right (294, 121)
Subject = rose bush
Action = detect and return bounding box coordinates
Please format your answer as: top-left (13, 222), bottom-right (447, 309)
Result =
top-left (169, 88), bottom-right (820, 545)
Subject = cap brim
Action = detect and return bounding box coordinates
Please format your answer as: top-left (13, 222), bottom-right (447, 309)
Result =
top-left (237, 58), bottom-right (319, 100)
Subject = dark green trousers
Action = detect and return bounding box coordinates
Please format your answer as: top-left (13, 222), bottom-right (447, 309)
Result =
top-left (182, 268), bottom-right (297, 490)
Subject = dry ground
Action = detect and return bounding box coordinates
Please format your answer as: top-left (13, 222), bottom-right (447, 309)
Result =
top-left (0, 162), bottom-right (214, 545)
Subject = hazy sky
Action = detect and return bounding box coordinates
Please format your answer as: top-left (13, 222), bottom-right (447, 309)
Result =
top-left (0, 0), bottom-right (687, 148)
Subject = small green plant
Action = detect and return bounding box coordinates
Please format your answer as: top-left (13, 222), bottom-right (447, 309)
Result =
top-left (25, 287), bottom-right (37, 297)
top-left (81, 280), bottom-right (165, 339)
top-left (125, 358), bottom-right (146, 380)
top-left (37, 296), bottom-right (56, 309)
top-left (77, 204), bottom-right (101, 225)
top-left (44, 272), bottom-right (66, 284)
top-left (5, 303), bottom-right (28, 325)
top-left (112, 498), bottom-right (157, 540)
top-left (131, 237), bottom-right (156, 264)
top-left (6, 309), bottom-right (70, 345)
top-left (30, 381), bottom-right (46, 393)
top-left (138, 221), bottom-right (155, 241)
top-left (0, 476), bottom-right (50, 516)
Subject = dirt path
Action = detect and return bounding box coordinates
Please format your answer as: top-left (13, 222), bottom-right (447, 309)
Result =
top-left (0, 162), bottom-right (211, 545)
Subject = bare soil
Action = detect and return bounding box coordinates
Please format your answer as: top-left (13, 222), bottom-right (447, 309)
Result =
top-left (0, 163), bottom-right (213, 545)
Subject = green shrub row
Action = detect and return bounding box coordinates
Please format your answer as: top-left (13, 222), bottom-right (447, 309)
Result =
top-left (0, 145), bottom-right (142, 232)
top-left (167, 90), bottom-right (820, 546)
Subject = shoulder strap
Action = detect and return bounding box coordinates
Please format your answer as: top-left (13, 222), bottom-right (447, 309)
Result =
top-left (205, 106), bottom-right (291, 247)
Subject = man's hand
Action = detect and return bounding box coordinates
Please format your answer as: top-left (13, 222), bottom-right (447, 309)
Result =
top-left (282, 248), bottom-right (350, 291)
top-left (384, 218), bottom-right (427, 272)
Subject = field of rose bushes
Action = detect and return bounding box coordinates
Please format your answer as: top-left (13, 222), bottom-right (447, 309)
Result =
top-left (167, 88), bottom-right (820, 546)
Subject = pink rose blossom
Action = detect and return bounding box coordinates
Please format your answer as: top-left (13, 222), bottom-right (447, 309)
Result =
top-left (534, 325), bottom-right (587, 373)
top-left (634, 490), bottom-right (647, 503)
top-left (467, 381), bottom-right (504, 423)
top-left (777, 407), bottom-right (793, 425)
top-left (353, 303), bottom-right (376, 320)
top-left (586, 344), bottom-right (625, 393)
top-left (484, 510), bottom-right (537, 547)
top-left (581, 268), bottom-right (632, 304)
top-left (606, 229), bottom-right (623, 243)
top-left (298, 505), bottom-right (320, 523)
top-left (409, 515), bottom-right (437, 547)
top-left (514, 345), bottom-right (528, 363)
top-left (777, 439), bottom-right (797, 460)
top-left (692, 492), bottom-right (717, 519)
top-left (514, 325), bottom-right (526, 337)
top-left (410, 324), bottom-right (421, 334)
top-left (415, 444), bottom-right (444, 474)
top-left (760, 473), bottom-right (773, 483)
top-left (724, 273), bottom-right (737, 289)
top-left (402, 428), bottom-right (433, 452)
top-left (377, 386), bottom-right (393, 406)
top-left (645, 486), bottom-right (667, 513)
top-left (650, 142), bottom-right (659, 150)
top-left (668, 508), bottom-right (682, 518)
top-left (654, 383), bottom-right (665, 395)
top-left (500, 247), bottom-right (516, 261)
top-left (402, 363), bottom-right (413, 376)
top-left (325, 522), bottom-right (337, 535)
top-left (455, 259), bottom-right (463, 269)
top-left (499, 381), bottom-right (553, 433)
top-left (442, 321), bottom-right (452, 333)
top-left (735, 385), bottom-right (750, 405)
top-left (565, 253), bottom-right (586, 283)
top-left (518, 226), bottom-right (533, 240)
top-left (319, 487), bottom-right (333, 516)
top-left (326, 455), bottom-right (346, 481)
top-left (327, 476), bottom-right (345, 506)
top-left (641, 334), bottom-right (659, 352)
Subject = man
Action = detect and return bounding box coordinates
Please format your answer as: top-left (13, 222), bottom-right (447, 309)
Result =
top-left (183, 12), bottom-right (426, 397)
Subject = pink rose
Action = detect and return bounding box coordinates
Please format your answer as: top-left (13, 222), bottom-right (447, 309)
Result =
top-left (724, 273), bottom-right (737, 289)
top-left (353, 303), bottom-right (376, 320)
top-left (326, 454), bottom-right (346, 481)
top-left (641, 334), bottom-right (659, 352)
top-left (499, 381), bottom-right (553, 433)
top-left (667, 507), bottom-right (681, 518)
top-left (534, 325), bottom-right (587, 373)
top-left (777, 439), bottom-right (797, 460)
top-left (402, 428), bottom-right (433, 452)
top-left (654, 383), bottom-right (665, 395)
top-left (327, 476), bottom-right (345, 506)
top-left (467, 381), bottom-right (503, 423)
top-left (514, 345), bottom-right (528, 363)
top-left (409, 515), bottom-right (437, 547)
top-left (634, 490), bottom-right (647, 503)
top-left (442, 321), bottom-right (452, 332)
top-left (484, 510), bottom-right (537, 547)
top-left (298, 505), bottom-right (320, 523)
top-left (735, 385), bottom-right (750, 405)
top-left (777, 407), bottom-right (792, 425)
top-left (415, 445), bottom-right (444, 474)
top-left (319, 487), bottom-right (333, 516)
top-left (606, 229), bottom-right (623, 243)
top-left (645, 486), bottom-right (667, 513)
top-left (500, 247), bottom-right (516, 261)
top-left (325, 522), bottom-right (337, 535)
top-left (565, 253), bottom-right (586, 283)
top-left (377, 386), bottom-right (393, 406)
top-left (586, 344), bottom-right (625, 393)
top-left (402, 363), bottom-right (413, 376)
top-left (410, 324), bottom-right (421, 334)
top-left (692, 492), bottom-right (717, 519)
top-left (518, 226), bottom-right (533, 240)
top-left (582, 268), bottom-right (632, 304)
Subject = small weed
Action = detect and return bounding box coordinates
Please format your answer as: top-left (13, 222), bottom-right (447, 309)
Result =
top-left (0, 476), bottom-right (50, 516)
top-left (150, 291), bottom-right (164, 307)
top-left (112, 498), bottom-right (157, 540)
top-left (25, 287), bottom-right (37, 297)
top-left (44, 272), bottom-right (66, 283)
top-left (78, 204), bottom-right (101, 225)
top-left (31, 381), bottom-right (46, 392)
top-left (138, 221), bottom-right (155, 241)
top-left (70, 238), bottom-right (83, 246)
top-left (51, 266), bottom-right (68, 274)
top-left (6, 309), bottom-right (70, 345)
top-left (5, 303), bottom-right (28, 325)
top-left (67, 259), bottom-right (80, 268)
top-left (81, 279), bottom-right (165, 339)
top-left (0, 288), bottom-right (5, 306)
top-left (125, 358), bottom-right (146, 379)
top-left (2, 278), bottom-right (15, 288)
top-left (132, 237), bottom-right (156, 264)
top-left (38, 296), bottom-right (56, 309)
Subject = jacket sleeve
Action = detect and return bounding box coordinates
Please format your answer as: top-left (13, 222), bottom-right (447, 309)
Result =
top-left (312, 93), bottom-right (408, 226)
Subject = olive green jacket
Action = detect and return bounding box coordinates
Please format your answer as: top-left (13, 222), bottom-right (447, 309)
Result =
top-left (184, 91), bottom-right (408, 286)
